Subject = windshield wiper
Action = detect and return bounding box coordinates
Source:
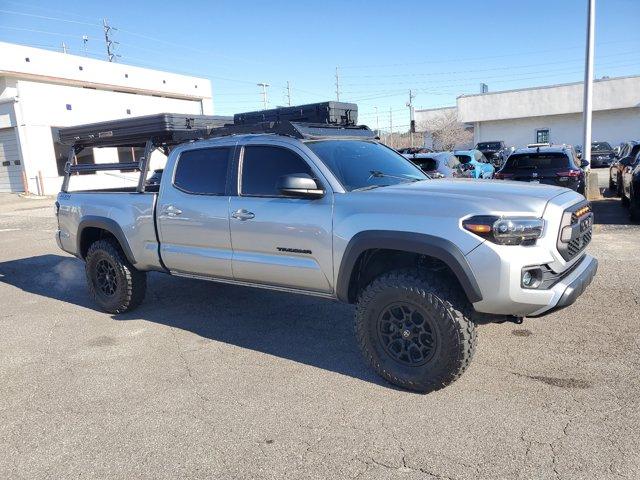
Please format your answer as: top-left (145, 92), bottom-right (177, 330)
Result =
top-left (353, 184), bottom-right (389, 192)
top-left (368, 170), bottom-right (421, 183)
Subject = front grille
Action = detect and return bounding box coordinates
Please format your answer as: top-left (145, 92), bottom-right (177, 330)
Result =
top-left (557, 201), bottom-right (592, 261)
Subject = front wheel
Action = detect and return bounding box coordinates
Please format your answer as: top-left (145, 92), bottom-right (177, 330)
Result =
top-left (355, 270), bottom-right (476, 393)
top-left (85, 239), bottom-right (147, 313)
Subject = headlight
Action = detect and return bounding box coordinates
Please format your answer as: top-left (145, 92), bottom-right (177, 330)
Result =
top-left (462, 215), bottom-right (544, 245)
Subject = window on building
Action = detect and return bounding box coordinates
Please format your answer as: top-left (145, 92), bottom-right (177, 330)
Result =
top-left (52, 128), bottom-right (95, 176)
top-left (536, 129), bottom-right (550, 143)
top-left (173, 147), bottom-right (230, 195)
top-left (241, 146), bottom-right (313, 197)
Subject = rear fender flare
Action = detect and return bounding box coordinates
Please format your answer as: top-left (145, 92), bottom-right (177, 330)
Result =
top-left (77, 216), bottom-right (136, 264)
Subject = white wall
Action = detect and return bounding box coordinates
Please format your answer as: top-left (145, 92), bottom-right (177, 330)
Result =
top-left (0, 42), bottom-right (212, 102)
top-left (458, 75), bottom-right (640, 123)
top-left (474, 107), bottom-right (640, 148)
top-left (14, 79), bottom-right (208, 194)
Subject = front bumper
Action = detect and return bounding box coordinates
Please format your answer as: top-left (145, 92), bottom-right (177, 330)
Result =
top-left (466, 239), bottom-right (597, 317)
top-left (528, 255), bottom-right (598, 317)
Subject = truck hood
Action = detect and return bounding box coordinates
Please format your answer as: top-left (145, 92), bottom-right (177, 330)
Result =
top-left (363, 179), bottom-right (570, 216)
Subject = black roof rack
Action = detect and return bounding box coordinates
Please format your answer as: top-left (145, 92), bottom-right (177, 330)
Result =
top-left (60, 102), bottom-right (373, 193)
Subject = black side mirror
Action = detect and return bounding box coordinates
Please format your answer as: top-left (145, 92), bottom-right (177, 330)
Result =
top-left (277, 173), bottom-right (324, 199)
top-left (580, 159), bottom-right (590, 168)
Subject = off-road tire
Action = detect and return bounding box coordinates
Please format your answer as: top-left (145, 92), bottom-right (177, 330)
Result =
top-left (355, 269), bottom-right (477, 393)
top-left (85, 239), bottom-right (147, 313)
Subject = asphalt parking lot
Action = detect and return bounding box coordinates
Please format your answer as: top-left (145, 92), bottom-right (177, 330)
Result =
top-left (1, 178), bottom-right (639, 479)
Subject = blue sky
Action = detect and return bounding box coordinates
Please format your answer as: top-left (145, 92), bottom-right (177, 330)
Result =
top-left (1, 0), bottom-right (639, 130)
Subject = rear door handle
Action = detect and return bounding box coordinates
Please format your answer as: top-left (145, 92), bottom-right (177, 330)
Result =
top-left (163, 205), bottom-right (182, 217)
top-left (231, 209), bottom-right (255, 221)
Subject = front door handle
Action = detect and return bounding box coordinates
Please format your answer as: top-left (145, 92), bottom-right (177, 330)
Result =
top-left (163, 205), bottom-right (182, 217)
top-left (231, 209), bottom-right (255, 221)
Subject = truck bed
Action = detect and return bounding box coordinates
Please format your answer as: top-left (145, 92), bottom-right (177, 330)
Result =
top-left (56, 191), bottom-right (163, 271)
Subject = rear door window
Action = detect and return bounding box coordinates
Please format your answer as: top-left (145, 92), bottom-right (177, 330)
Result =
top-left (174, 147), bottom-right (231, 195)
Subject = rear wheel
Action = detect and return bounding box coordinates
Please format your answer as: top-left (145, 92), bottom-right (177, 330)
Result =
top-left (85, 239), bottom-right (147, 313)
top-left (355, 270), bottom-right (476, 393)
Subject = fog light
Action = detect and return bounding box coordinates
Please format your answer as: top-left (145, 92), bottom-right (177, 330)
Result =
top-left (522, 271), bottom-right (533, 287)
top-left (521, 267), bottom-right (543, 289)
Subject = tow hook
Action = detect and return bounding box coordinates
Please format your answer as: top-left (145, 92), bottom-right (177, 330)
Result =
top-left (511, 316), bottom-right (524, 324)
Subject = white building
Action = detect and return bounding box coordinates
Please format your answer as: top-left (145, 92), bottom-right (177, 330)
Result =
top-left (0, 42), bottom-right (213, 194)
top-left (416, 75), bottom-right (640, 150)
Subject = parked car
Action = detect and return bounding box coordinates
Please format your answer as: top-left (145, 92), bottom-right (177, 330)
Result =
top-left (622, 158), bottom-right (640, 222)
top-left (403, 152), bottom-right (472, 179)
top-left (453, 149), bottom-right (495, 178)
top-left (494, 145), bottom-right (588, 194)
top-left (590, 141), bottom-right (616, 167)
top-left (397, 146), bottom-right (433, 155)
top-left (609, 141), bottom-right (640, 196)
top-left (621, 150), bottom-right (640, 207)
top-left (475, 141), bottom-right (507, 167)
top-left (55, 104), bottom-right (597, 394)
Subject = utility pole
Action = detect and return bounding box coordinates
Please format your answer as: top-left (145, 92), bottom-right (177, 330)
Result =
top-left (257, 82), bottom-right (270, 110)
top-left (389, 107), bottom-right (393, 148)
top-left (82, 35), bottom-right (89, 56)
top-left (286, 81), bottom-right (292, 107)
top-left (61, 42), bottom-right (68, 54)
top-left (582, 0), bottom-right (596, 170)
top-left (406, 89), bottom-right (416, 147)
top-left (374, 106), bottom-right (380, 137)
top-left (335, 66), bottom-right (341, 102)
top-left (102, 18), bottom-right (118, 62)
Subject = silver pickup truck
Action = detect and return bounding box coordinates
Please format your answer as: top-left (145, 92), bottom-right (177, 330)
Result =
top-left (55, 109), bottom-right (597, 393)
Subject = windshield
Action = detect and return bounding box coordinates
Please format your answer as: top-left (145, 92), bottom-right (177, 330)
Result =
top-left (306, 140), bottom-right (427, 191)
top-left (591, 142), bottom-right (612, 152)
top-left (477, 142), bottom-right (501, 150)
top-left (503, 153), bottom-right (570, 170)
top-left (413, 158), bottom-right (437, 172)
top-left (455, 154), bottom-right (472, 164)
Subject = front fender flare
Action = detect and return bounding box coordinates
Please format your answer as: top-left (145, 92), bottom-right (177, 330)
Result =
top-left (335, 231), bottom-right (482, 304)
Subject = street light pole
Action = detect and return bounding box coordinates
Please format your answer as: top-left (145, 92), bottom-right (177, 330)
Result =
top-left (582, 0), bottom-right (596, 170)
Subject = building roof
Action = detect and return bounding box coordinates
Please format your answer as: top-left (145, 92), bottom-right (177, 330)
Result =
top-left (0, 42), bottom-right (212, 101)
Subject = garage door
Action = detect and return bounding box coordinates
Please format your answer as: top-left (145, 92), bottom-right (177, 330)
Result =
top-left (0, 128), bottom-right (24, 193)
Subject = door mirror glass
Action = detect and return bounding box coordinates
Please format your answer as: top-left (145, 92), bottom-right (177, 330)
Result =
top-left (277, 173), bottom-right (324, 198)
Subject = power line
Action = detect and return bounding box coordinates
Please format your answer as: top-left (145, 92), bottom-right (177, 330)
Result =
top-left (340, 38), bottom-right (638, 69)
top-left (340, 49), bottom-right (640, 80)
top-left (0, 9), bottom-right (101, 26)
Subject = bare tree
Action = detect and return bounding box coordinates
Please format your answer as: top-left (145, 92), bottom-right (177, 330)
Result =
top-left (418, 109), bottom-right (473, 151)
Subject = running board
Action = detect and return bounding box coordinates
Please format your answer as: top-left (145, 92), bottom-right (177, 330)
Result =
top-left (170, 271), bottom-right (337, 300)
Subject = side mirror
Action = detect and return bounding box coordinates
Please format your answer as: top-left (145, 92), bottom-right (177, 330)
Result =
top-left (580, 159), bottom-right (590, 168)
top-left (277, 173), bottom-right (324, 199)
